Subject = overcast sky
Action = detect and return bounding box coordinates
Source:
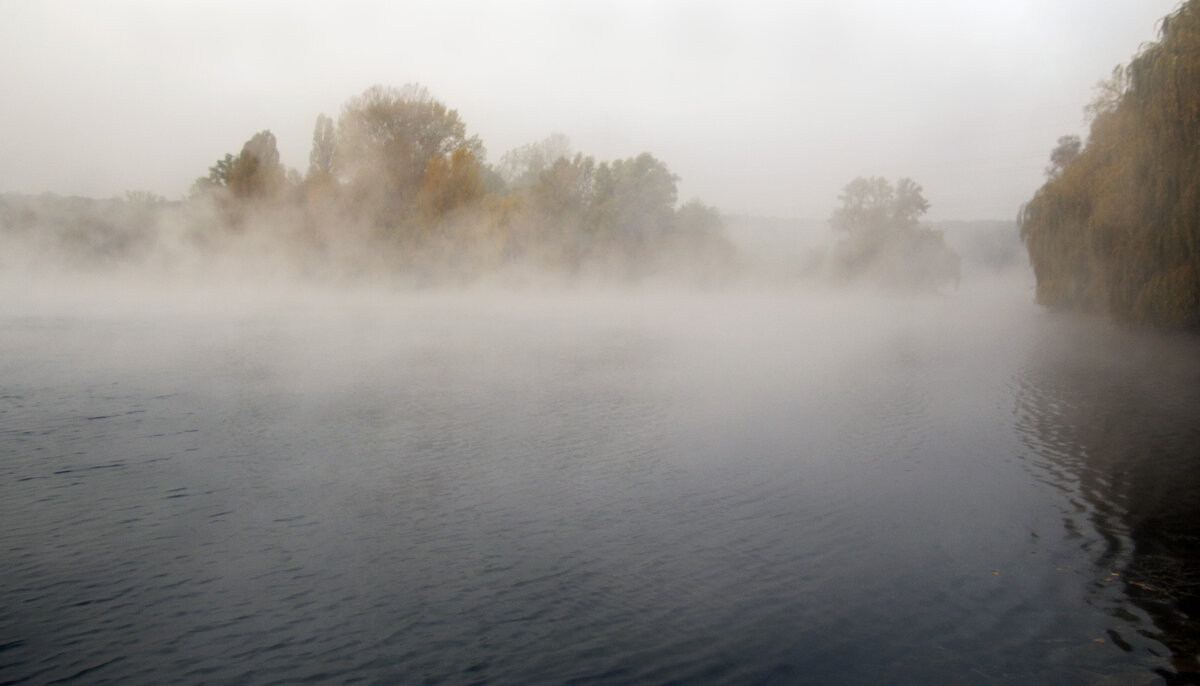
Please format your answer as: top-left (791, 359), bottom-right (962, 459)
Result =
top-left (0, 0), bottom-right (1182, 220)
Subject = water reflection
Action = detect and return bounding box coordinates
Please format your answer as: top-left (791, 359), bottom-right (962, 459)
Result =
top-left (1015, 312), bottom-right (1200, 681)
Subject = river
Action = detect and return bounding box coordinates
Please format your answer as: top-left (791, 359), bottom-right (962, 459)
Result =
top-left (1, 275), bottom-right (1197, 684)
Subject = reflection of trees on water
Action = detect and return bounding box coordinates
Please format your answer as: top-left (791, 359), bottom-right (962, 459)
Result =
top-left (1014, 313), bottom-right (1200, 680)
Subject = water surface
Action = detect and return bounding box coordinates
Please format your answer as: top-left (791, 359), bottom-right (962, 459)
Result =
top-left (1, 279), bottom-right (1198, 684)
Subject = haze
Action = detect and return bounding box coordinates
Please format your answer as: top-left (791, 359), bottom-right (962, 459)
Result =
top-left (0, 0), bottom-right (1179, 220)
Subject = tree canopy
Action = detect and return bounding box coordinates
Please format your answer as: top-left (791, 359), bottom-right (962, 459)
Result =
top-left (829, 177), bottom-right (959, 290)
top-left (178, 83), bottom-right (734, 282)
top-left (1020, 0), bottom-right (1200, 328)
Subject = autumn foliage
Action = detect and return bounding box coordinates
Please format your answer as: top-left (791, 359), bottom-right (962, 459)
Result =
top-left (183, 84), bottom-right (734, 282)
top-left (1020, 0), bottom-right (1200, 328)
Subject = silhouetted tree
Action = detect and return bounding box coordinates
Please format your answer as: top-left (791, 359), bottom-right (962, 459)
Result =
top-left (1045, 135), bottom-right (1081, 179)
top-left (829, 176), bottom-right (959, 290)
top-left (191, 130), bottom-right (285, 203)
top-left (191, 153), bottom-right (237, 197)
top-left (226, 130), bottom-right (285, 200)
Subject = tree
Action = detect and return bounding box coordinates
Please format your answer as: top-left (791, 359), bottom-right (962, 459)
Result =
top-left (590, 152), bottom-right (679, 243)
top-left (1084, 65), bottom-right (1130, 123)
top-left (498, 133), bottom-right (572, 189)
top-left (226, 130), bottom-right (285, 200)
top-left (829, 176), bottom-right (959, 290)
top-left (831, 176), bottom-right (929, 235)
top-left (502, 153), bottom-right (598, 264)
top-left (308, 113), bottom-right (336, 180)
top-left (529, 153), bottom-right (596, 221)
top-left (335, 84), bottom-right (483, 227)
top-left (191, 153), bottom-right (236, 197)
top-left (417, 147), bottom-right (485, 223)
top-left (1045, 135), bottom-right (1081, 179)
top-left (191, 130), bottom-right (285, 202)
top-left (1020, 0), bottom-right (1200, 327)
top-left (675, 199), bottom-right (723, 234)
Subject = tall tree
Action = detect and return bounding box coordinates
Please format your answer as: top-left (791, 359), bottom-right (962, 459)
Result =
top-left (1020, 0), bottom-right (1200, 327)
top-left (335, 84), bottom-right (482, 228)
top-left (191, 130), bottom-right (284, 202)
top-left (308, 113), bottom-right (336, 180)
top-left (226, 130), bottom-right (284, 200)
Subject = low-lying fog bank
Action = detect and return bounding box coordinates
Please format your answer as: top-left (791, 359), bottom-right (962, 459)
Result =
top-left (0, 190), bottom-right (1029, 321)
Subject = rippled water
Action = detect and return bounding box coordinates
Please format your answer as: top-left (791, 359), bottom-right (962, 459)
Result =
top-left (2, 279), bottom-right (1198, 684)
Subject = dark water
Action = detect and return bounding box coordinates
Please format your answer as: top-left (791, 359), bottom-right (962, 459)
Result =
top-left (1, 280), bottom-right (1198, 684)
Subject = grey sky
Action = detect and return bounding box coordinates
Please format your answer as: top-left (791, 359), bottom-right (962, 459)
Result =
top-left (0, 0), bottom-right (1181, 220)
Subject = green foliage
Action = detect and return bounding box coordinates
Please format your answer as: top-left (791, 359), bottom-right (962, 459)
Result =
top-left (591, 153), bottom-right (679, 243)
top-left (829, 177), bottom-right (959, 290)
top-left (1020, 0), bottom-right (1200, 328)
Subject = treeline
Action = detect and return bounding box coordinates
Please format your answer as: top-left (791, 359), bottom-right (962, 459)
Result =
top-left (1020, 0), bottom-right (1200, 327)
top-left (1, 84), bottom-right (735, 285)
top-left (1, 83), bottom-right (971, 291)
top-left (187, 84), bottom-right (735, 283)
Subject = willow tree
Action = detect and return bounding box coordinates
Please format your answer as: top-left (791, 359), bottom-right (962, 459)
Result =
top-left (1020, 0), bottom-right (1200, 327)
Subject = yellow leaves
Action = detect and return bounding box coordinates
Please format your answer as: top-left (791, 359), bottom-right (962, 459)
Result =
top-left (1020, 1), bottom-right (1200, 327)
top-left (417, 147), bottom-right (485, 223)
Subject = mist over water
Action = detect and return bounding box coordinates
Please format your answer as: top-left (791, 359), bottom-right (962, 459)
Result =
top-left (6, 1), bottom-right (1200, 681)
top-left (2, 250), bottom-right (1199, 684)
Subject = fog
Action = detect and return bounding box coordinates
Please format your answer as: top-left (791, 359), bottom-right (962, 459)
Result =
top-left (7, 177), bottom-right (1200, 683)
top-left (7, 3), bottom-right (1200, 683)
top-left (0, 1), bottom-right (1180, 219)
top-left (11, 232), bottom-right (1199, 682)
